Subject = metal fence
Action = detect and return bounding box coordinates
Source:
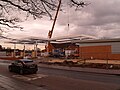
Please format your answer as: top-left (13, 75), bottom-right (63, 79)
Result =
top-left (79, 52), bottom-right (120, 60)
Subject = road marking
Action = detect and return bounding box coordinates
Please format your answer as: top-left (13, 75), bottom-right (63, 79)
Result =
top-left (12, 74), bottom-right (47, 81)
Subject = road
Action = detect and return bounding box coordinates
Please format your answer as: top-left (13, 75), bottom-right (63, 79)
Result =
top-left (0, 61), bottom-right (120, 90)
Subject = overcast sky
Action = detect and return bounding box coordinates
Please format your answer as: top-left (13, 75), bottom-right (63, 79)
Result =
top-left (1, 0), bottom-right (120, 49)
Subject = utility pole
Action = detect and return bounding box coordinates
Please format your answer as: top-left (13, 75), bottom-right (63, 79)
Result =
top-left (35, 41), bottom-right (38, 58)
top-left (13, 43), bottom-right (16, 57)
top-left (23, 43), bottom-right (25, 58)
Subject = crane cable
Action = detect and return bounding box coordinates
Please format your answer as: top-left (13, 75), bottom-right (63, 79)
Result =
top-left (67, 1), bottom-right (70, 36)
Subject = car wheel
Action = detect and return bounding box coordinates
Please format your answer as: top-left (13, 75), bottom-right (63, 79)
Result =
top-left (9, 67), bottom-right (12, 72)
top-left (19, 69), bottom-right (24, 75)
top-left (34, 71), bottom-right (37, 74)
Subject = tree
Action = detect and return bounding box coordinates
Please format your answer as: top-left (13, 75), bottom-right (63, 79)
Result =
top-left (0, 0), bottom-right (89, 34)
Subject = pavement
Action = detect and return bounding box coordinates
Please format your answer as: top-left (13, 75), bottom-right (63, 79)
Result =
top-left (38, 63), bottom-right (120, 75)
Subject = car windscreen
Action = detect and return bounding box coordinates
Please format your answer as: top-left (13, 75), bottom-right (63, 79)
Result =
top-left (24, 61), bottom-right (33, 63)
top-left (20, 59), bottom-right (33, 63)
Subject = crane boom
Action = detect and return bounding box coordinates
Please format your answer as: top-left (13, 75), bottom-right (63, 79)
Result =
top-left (47, 0), bottom-right (61, 55)
top-left (48, 0), bottom-right (61, 39)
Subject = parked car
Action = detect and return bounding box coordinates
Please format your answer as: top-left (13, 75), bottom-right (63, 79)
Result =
top-left (8, 59), bottom-right (38, 74)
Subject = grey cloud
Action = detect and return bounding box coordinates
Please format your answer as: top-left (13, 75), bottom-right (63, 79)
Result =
top-left (84, 0), bottom-right (120, 26)
top-left (57, 0), bottom-right (120, 38)
top-left (4, 0), bottom-right (120, 39)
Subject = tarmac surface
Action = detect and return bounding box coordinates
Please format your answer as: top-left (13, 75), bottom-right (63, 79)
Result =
top-left (0, 59), bottom-right (120, 90)
top-left (38, 63), bottom-right (120, 75)
top-left (36, 57), bottom-right (120, 75)
top-left (0, 58), bottom-right (120, 75)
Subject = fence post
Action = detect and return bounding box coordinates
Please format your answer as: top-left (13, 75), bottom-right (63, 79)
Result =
top-left (106, 52), bottom-right (109, 69)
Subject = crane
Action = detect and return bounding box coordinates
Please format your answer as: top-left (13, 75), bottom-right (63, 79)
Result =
top-left (48, 0), bottom-right (61, 39)
top-left (47, 0), bottom-right (61, 55)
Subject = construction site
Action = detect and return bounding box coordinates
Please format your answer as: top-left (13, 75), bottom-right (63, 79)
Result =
top-left (1, 1), bottom-right (120, 90)
top-left (0, 0), bottom-right (120, 70)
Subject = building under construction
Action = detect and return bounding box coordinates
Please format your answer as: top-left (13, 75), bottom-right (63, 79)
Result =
top-left (44, 36), bottom-right (120, 60)
top-left (1, 0), bottom-right (120, 60)
top-left (77, 38), bottom-right (120, 60)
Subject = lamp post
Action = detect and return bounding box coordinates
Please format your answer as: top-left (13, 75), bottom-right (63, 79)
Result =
top-left (23, 43), bottom-right (25, 58)
top-left (13, 43), bottom-right (16, 57)
top-left (35, 41), bottom-right (38, 58)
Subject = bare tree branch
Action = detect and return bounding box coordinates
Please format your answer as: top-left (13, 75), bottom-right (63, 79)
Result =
top-left (70, 0), bottom-right (90, 10)
top-left (0, 18), bottom-right (23, 31)
top-left (71, 0), bottom-right (89, 7)
top-left (1, 0), bottom-right (45, 17)
top-left (0, 0), bottom-right (88, 35)
top-left (41, 1), bottom-right (53, 19)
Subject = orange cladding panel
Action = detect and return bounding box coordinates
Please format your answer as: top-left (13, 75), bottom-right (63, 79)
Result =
top-left (79, 45), bottom-right (111, 59)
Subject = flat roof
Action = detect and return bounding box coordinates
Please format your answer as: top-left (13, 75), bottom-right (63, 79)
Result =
top-left (76, 38), bottom-right (120, 44)
top-left (3, 34), bottom-right (120, 45)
